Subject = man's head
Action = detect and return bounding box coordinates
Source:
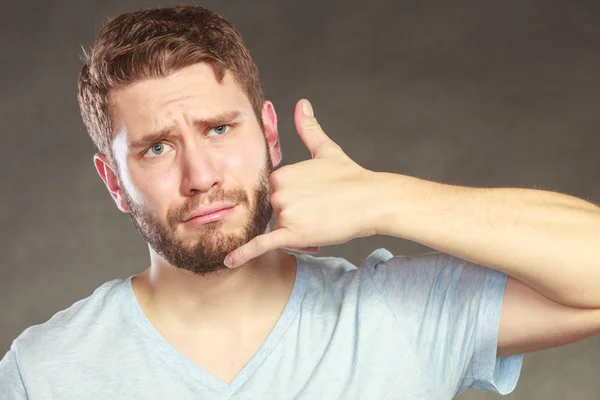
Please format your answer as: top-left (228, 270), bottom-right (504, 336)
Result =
top-left (78, 6), bottom-right (282, 275)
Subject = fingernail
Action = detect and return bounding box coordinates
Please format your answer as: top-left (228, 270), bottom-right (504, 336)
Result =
top-left (302, 100), bottom-right (314, 117)
top-left (224, 256), bottom-right (233, 268)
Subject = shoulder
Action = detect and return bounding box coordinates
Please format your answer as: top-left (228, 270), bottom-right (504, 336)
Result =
top-left (296, 248), bottom-right (405, 296)
top-left (365, 248), bottom-right (494, 285)
top-left (296, 251), bottom-right (359, 287)
top-left (11, 278), bottom-right (129, 361)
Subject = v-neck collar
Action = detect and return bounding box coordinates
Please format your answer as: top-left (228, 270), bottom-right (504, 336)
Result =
top-left (120, 253), bottom-right (307, 396)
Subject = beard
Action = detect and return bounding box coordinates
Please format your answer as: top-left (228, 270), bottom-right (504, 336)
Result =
top-left (121, 149), bottom-right (274, 276)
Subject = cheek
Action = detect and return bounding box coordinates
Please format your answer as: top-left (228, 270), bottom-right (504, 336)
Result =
top-left (220, 141), bottom-right (267, 185)
top-left (128, 164), bottom-right (179, 212)
top-left (118, 163), bottom-right (145, 206)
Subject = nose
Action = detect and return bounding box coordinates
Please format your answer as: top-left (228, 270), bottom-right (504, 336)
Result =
top-left (180, 145), bottom-right (222, 195)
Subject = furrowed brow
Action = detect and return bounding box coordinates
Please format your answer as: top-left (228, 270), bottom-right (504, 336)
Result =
top-left (130, 127), bottom-right (174, 149)
top-left (129, 110), bottom-right (244, 149)
top-left (193, 110), bottom-right (243, 130)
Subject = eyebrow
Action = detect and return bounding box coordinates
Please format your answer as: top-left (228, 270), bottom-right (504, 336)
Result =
top-left (129, 110), bottom-right (244, 149)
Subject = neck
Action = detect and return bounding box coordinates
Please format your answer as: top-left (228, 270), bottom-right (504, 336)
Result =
top-left (131, 248), bottom-right (297, 332)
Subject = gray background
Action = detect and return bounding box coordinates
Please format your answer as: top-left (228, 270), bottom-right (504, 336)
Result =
top-left (1, 0), bottom-right (599, 399)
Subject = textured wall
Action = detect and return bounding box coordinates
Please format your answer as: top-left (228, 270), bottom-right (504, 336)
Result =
top-left (1, 0), bottom-right (599, 398)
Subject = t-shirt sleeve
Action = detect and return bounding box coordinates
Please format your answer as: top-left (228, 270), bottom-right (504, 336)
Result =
top-left (0, 346), bottom-right (28, 399)
top-left (366, 249), bottom-right (523, 398)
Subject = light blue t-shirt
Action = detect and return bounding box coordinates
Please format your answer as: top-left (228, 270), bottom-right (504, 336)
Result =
top-left (0, 248), bottom-right (523, 399)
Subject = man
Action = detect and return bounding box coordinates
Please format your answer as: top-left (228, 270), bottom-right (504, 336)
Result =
top-left (1, 4), bottom-right (599, 399)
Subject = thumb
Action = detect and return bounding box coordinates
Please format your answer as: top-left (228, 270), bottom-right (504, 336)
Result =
top-left (294, 99), bottom-right (338, 158)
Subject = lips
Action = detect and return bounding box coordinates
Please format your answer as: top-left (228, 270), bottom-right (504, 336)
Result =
top-left (183, 203), bottom-right (236, 226)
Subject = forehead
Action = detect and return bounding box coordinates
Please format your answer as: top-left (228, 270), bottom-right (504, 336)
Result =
top-left (109, 63), bottom-right (252, 134)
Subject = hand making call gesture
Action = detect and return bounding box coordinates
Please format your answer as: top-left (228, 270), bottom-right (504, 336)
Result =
top-left (224, 99), bottom-right (379, 268)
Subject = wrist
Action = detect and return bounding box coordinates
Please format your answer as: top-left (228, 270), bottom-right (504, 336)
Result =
top-left (365, 171), bottom-right (408, 237)
top-left (368, 172), bottom-right (451, 240)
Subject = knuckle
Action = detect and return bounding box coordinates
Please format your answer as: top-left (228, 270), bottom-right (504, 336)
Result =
top-left (306, 120), bottom-right (322, 131)
top-left (235, 247), bottom-right (245, 262)
top-left (278, 207), bottom-right (292, 223)
top-left (269, 170), bottom-right (283, 187)
top-left (270, 191), bottom-right (283, 206)
top-left (269, 176), bottom-right (278, 191)
top-left (252, 235), bottom-right (264, 250)
top-left (273, 166), bottom-right (289, 180)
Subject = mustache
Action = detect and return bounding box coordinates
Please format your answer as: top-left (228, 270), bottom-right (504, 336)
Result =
top-left (170, 188), bottom-right (249, 224)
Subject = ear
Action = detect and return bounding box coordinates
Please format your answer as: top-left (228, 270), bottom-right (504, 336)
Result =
top-left (261, 101), bottom-right (282, 167)
top-left (93, 153), bottom-right (130, 213)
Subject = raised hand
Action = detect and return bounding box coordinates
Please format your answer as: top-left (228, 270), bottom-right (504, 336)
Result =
top-left (223, 99), bottom-right (377, 269)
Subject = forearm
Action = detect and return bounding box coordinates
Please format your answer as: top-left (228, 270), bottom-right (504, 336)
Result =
top-left (372, 172), bottom-right (600, 309)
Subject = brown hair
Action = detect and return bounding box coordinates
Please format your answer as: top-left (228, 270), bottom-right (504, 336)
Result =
top-left (77, 5), bottom-right (265, 166)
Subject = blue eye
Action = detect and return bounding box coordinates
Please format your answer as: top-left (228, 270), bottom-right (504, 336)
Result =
top-left (145, 142), bottom-right (173, 157)
top-left (209, 125), bottom-right (229, 136)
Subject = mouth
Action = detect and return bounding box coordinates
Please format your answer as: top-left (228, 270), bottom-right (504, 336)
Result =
top-left (183, 205), bottom-right (237, 227)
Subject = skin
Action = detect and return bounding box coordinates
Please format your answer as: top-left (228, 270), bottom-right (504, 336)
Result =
top-left (94, 62), bottom-right (299, 334)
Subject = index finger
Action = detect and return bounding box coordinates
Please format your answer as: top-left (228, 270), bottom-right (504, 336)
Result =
top-left (224, 229), bottom-right (291, 268)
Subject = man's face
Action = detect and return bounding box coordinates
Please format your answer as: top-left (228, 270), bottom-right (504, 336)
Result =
top-left (105, 63), bottom-right (280, 275)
